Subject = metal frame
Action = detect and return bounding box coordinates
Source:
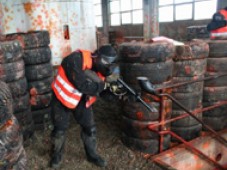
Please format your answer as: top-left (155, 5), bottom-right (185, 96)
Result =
top-left (145, 73), bottom-right (227, 169)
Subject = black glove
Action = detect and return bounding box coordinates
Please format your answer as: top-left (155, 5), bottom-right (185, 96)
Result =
top-left (107, 81), bottom-right (127, 95)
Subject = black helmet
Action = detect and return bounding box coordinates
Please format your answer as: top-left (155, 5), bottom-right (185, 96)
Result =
top-left (0, 81), bottom-right (13, 127)
top-left (92, 45), bottom-right (117, 76)
top-left (96, 44), bottom-right (117, 64)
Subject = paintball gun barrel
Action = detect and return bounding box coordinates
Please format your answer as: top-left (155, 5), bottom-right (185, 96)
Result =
top-left (117, 78), bottom-right (158, 112)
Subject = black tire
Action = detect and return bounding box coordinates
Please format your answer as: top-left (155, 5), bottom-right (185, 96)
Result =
top-left (121, 116), bottom-right (170, 139)
top-left (32, 107), bottom-right (51, 124)
top-left (14, 108), bottom-right (33, 126)
top-left (23, 47), bottom-right (51, 65)
top-left (207, 58), bottom-right (227, 72)
top-left (172, 92), bottom-right (203, 111)
top-left (203, 101), bottom-right (227, 117)
top-left (119, 41), bottom-right (175, 63)
top-left (7, 77), bottom-right (28, 98)
top-left (204, 72), bottom-right (227, 87)
top-left (0, 81), bottom-right (13, 125)
top-left (171, 124), bottom-right (202, 141)
top-left (208, 40), bottom-right (227, 58)
top-left (6, 31), bottom-right (50, 49)
top-left (0, 116), bottom-right (24, 160)
top-left (0, 40), bottom-right (23, 63)
top-left (203, 86), bottom-right (227, 102)
top-left (121, 133), bottom-right (170, 154)
top-left (172, 76), bottom-right (204, 93)
top-left (25, 62), bottom-right (53, 81)
top-left (123, 101), bottom-right (160, 121)
top-left (174, 39), bottom-right (209, 60)
top-left (120, 60), bottom-right (173, 87)
top-left (203, 115), bottom-right (227, 131)
top-left (187, 26), bottom-right (209, 41)
top-left (123, 100), bottom-right (172, 121)
top-left (173, 59), bottom-right (207, 77)
top-left (28, 76), bottom-right (53, 95)
top-left (30, 92), bottom-right (52, 110)
top-left (0, 59), bottom-right (25, 82)
top-left (13, 93), bottom-right (30, 113)
top-left (171, 107), bottom-right (202, 127)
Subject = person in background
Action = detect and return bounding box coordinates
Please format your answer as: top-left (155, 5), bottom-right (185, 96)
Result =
top-left (207, 7), bottom-right (227, 39)
top-left (50, 45), bottom-right (117, 169)
top-left (0, 81), bottom-right (27, 170)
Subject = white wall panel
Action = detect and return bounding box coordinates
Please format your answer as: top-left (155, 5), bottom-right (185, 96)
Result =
top-left (0, 0), bottom-right (96, 66)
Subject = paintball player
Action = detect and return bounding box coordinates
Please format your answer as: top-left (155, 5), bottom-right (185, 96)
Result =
top-left (207, 7), bottom-right (227, 39)
top-left (50, 45), bottom-right (117, 168)
top-left (0, 81), bottom-right (27, 170)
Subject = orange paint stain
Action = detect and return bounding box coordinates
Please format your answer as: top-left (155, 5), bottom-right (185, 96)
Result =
top-left (202, 141), bottom-right (210, 149)
top-left (23, 3), bottom-right (33, 14)
top-left (37, 15), bottom-right (43, 26)
top-left (4, 6), bottom-right (9, 12)
top-left (136, 112), bottom-right (143, 120)
top-left (16, 28), bottom-right (21, 32)
top-left (184, 65), bottom-right (191, 74)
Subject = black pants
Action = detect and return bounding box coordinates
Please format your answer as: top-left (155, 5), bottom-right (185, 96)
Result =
top-left (51, 94), bottom-right (95, 135)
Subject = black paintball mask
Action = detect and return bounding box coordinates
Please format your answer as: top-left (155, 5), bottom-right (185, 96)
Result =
top-left (92, 45), bottom-right (117, 77)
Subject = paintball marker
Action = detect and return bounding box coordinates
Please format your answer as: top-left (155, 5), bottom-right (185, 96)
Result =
top-left (116, 78), bottom-right (158, 112)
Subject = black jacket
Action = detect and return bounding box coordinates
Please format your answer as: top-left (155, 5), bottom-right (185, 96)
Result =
top-left (61, 51), bottom-right (105, 96)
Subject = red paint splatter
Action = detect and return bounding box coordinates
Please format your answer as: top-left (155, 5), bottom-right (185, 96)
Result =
top-left (184, 65), bottom-right (191, 74)
top-left (136, 112), bottom-right (143, 120)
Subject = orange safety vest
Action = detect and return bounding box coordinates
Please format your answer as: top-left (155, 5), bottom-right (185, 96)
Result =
top-left (52, 50), bottom-right (105, 109)
top-left (210, 9), bottom-right (227, 39)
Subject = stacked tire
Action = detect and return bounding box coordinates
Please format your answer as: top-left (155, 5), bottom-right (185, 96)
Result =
top-left (187, 25), bottom-right (209, 41)
top-left (118, 41), bottom-right (175, 154)
top-left (172, 39), bottom-right (209, 141)
top-left (0, 40), bottom-right (34, 142)
top-left (0, 81), bottom-right (27, 169)
top-left (203, 40), bottom-right (227, 130)
top-left (8, 31), bottom-right (53, 131)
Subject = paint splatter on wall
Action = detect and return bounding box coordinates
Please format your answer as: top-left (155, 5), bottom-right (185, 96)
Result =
top-left (0, 0), bottom-right (97, 66)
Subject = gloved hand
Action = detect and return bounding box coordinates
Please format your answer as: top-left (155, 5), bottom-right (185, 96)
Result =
top-left (105, 81), bottom-right (126, 95)
top-left (109, 82), bottom-right (119, 93)
top-left (104, 82), bottom-right (117, 91)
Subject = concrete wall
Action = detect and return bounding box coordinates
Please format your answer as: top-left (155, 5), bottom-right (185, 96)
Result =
top-left (0, 0), bottom-right (97, 66)
top-left (108, 20), bottom-right (210, 42)
top-left (159, 20), bottom-right (210, 41)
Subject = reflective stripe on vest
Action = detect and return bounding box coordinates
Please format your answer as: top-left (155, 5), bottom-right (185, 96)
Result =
top-left (52, 66), bottom-right (82, 109)
top-left (211, 9), bottom-right (227, 39)
top-left (52, 50), bottom-right (104, 109)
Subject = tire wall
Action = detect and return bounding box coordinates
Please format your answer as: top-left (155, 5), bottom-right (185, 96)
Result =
top-left (171, 39), bottom-right (209, 141)
top-left (118, 41), bottom-right (175, 154)
top-left (20, 31), bottom-right (53, 131)
top-left (0, 39), bottom-right (34, 143)
top-left (203, 40), bottom-right (227, 131)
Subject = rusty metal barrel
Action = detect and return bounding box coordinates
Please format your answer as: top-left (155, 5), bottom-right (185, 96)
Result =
top-left (118, 41), bottom-right (175, 154)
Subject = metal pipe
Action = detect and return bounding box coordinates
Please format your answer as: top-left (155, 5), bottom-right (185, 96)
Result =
top-left (158, 93), bottom-right (227, 147)
top-left (148, 100), bottom-right (227, 128)
top-left (159, 92), bottom-right (165, 152)
top-left (155, 73), bottom-right (227, 91)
